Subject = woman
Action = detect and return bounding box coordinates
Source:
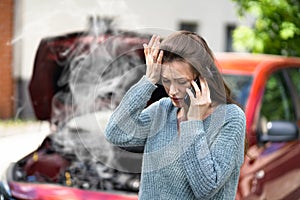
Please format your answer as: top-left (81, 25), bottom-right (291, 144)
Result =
top-left (105, 31), bottom-right (246, 199)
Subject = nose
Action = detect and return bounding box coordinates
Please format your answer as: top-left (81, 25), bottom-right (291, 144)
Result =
top-left (169, 83), bottom-right (178, 95)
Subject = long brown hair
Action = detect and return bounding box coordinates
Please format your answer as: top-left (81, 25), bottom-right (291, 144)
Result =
top-left (160, 30), bottom-right (236, 106)
top-left (160, 30), bottom-right (248, 153)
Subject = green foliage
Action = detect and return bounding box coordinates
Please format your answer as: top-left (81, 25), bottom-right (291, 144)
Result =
top-left (231, 0), bottom-right (300, 56)
top-left (0, 119), bottom-right (36, 127)
top-left (260, 72), bottom-right (294, 121)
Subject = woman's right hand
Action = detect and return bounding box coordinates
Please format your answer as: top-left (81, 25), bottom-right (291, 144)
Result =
top-left (143, 35), bottom-right (163, 84)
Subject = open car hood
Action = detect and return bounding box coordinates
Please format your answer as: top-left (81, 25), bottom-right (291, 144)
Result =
top-left (22, 28), bottom-right (168, 199)
top-left (29, 30), bottom-right (167, 122)
top-left (8, 111), bottom-right (144, 199)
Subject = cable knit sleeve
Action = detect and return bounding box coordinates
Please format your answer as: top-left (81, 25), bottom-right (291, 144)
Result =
top-left (179, 104), bottom-right (246, 199)
top-left (104, 76), bottom-right (159, 147)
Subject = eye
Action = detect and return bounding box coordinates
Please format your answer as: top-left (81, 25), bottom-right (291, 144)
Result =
top-left (177, 80), bottom-right (188, 85)
top-left (162, 78), bottom-right (170, 83)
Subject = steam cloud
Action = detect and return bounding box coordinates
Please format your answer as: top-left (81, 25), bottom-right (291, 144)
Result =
top-left (47, 16), bottom-right (148, 174)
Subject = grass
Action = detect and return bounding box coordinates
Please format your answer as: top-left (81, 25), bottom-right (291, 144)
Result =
top-left (0, 119), bottom-right (38, 127)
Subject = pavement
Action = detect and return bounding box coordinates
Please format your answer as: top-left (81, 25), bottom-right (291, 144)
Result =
top-left (0, 121), bottom-right (51, 177)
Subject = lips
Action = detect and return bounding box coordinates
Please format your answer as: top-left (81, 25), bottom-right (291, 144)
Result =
top-left (171, 97), bottom-right (182, 101)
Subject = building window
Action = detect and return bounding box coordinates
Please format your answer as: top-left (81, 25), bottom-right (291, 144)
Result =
top-left (225, 24), bottom-right (236, 52)
top-left (179, 21), bottom-right (198, 33)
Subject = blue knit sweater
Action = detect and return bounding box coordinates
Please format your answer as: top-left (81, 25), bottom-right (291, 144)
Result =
top-left (105, 76), bottom-right (246, 200)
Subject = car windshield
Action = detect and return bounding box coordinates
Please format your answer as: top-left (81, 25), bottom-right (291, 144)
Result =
top-left (223, 74), bottom-right (253, 108)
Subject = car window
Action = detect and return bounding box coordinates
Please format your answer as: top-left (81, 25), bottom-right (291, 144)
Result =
top-left (223, 74), bottom-right (253, 108)
top-left (260, 70), bottom-right (296, 121)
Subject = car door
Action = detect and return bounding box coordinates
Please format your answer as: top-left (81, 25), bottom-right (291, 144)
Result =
top-left (246, 66), bottom-right (300, 200)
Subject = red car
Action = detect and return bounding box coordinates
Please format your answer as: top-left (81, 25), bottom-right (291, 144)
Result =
top-left (217, 53), bottom-right (300, 199)
top-left (0, 30), bottom-right (299, 200)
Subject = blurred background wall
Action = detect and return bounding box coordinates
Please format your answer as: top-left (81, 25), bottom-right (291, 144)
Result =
top-left (0, 0), bottom-right (252, 120)
top-left (0, 0), bottom-right (14, 119)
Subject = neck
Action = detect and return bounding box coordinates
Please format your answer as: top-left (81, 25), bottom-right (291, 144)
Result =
top-left (177, 107), bottom-right (187, 122)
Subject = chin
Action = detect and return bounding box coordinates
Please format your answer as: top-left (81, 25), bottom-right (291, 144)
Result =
top-left (171, 101), bottom-right (183, 108)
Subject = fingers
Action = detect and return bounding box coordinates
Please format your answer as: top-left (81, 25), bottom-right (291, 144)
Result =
top-left (144, 35), bottom-right (162, 84)
top-left (143, 43), bottom-right (148, 55)
top-left (203, 78), bottom-right (211, 103)
top-left (190, 78), bottom-right (211, 105)
top-left (152, 43), bottom-right (160, 60)
top-left (157, 50), bottom-right (163, 64)
top-left (148, 35), bottom-right (157, 48)
top-left (143, 35), bottom-right (156, 55)
top-left (186, 87), bottom-right (194, 99)
top-left (143, 35), bottom-right (160, 59)
top-left (191, 79), bottom-right (201, 93)
top-left (199, 78), bottom-right (211, 103)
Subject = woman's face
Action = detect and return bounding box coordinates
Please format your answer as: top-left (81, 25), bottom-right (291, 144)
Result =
top-left (161, 61), bottom-right (196, 108)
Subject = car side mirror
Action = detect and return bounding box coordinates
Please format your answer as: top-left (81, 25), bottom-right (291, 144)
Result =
top-left (259, 121), bottom-right (299, 143)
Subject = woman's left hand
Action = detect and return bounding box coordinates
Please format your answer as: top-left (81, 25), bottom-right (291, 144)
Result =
top-left (186, 77), bottom-right (212, 121)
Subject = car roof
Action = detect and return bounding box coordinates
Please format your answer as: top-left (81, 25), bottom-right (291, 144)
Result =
top-left (215, 52), bottom-right (300, 75)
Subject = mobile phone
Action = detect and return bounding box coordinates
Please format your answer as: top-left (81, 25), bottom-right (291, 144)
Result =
top-left (184, 78), bottom-right (201, 106)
